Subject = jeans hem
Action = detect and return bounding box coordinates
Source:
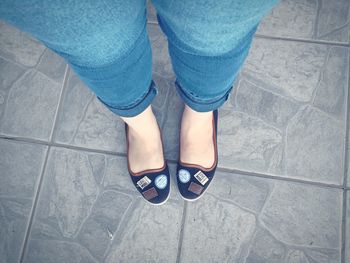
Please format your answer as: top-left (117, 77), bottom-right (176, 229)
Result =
top-left (97, 80), bottom-right (158, 117)
top-left (174, 80), bottom-right (233, 112)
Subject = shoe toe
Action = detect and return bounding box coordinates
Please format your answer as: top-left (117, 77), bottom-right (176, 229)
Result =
top-left (176, 165), bottom-right (215, 201)
top-left (130, 165), bottom-right (171, 205)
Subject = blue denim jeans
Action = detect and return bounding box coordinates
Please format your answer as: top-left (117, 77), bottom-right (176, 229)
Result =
top-left (0, 0), bottom-right (278, 117)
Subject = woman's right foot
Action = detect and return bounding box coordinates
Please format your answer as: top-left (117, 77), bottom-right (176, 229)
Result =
top-left (123, 105), bottom-right (170, 205)
top-left (121, 105), bottom-right (164, 175)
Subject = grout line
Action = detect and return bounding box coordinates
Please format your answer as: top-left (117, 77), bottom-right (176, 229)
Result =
top-left (340, 49), bottom-right (350, 263)
top-left (49, 65), bottom-right (69, 142)
top-left (18, 146), bottom-right (51, 263)
top-left (176, 201), bottom-right (188, 263)
top-left (1, 134), bottom-right (350, 192)
top-left (146, 21), bottom-right (350, 47)
top-left (0, 135), bottom-right (125, 157)
top-left (213, 166), bottom-right (347, 190)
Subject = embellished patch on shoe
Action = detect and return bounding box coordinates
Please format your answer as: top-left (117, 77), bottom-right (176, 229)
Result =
top-left (188, 182), bottom-right (204, 195)
top-left (142, 187), bottom-right (159, 200)
top-left (155, 174), bottom-right (167, 189)
top-left (194, 171), bottom-right (209, 186)
top-left (178, 169), bottom-right (191, 183)
top-left (136, 176), bottom-right (151, 190)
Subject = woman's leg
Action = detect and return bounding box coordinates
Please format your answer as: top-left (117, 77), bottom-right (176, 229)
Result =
top-left (0, 0), bottom-right (164, 173)
top-left (152, 0), bottom-right (279, 167)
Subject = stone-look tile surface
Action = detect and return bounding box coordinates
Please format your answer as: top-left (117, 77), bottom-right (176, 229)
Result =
top-left (24, 147), bottom-right (183, 262)
top-left (0, 22), bottom-right (67, 141)
top-left (216, 38), bottom-right (348, 185)
top-left (52, 69), bottom-right (126, 152)
top-left (0, 22), bottom-right (45, 67)
top-left (53, 24), bottom-right (171, 153)
top-left (243, 39), bottom-right (348, 108)
top-left (285, 106), bottom-right (344, 184)
top-left (180, 170), bottom-right (342, 263)
top-left (147, 0), bottom-right (157, 23)
top-left (218, 107), bottom-right (285, 175)
top-left (162, 87), bottom-right (184, 161)
top-left (0, 139), bottom-right (48, 263)
top-left (259, 0), bottom-right (350, 43)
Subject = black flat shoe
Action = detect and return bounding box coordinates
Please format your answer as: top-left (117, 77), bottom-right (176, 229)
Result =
top-left (176, 109), bottom-right (218, 201)
top-left (125, 123), bottom-right (170, 205)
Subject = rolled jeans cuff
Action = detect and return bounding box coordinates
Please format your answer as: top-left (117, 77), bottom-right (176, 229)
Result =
top-left (156, 12), bottom-right (257, 113)
top-left (97, 80), bottom-right (158, 117)
top-left (174, 80), bottom-right (234, 112)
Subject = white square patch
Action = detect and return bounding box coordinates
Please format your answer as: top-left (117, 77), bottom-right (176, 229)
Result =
top-left (136, 176), bottom-right (151, 189)
top-left (194, 171), bottom-right (209, 186)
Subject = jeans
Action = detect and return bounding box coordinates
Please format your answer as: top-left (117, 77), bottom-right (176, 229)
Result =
top-left (0, 0), bottom-right (279, 117)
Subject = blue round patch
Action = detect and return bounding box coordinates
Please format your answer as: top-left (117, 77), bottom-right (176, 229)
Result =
top-left (155, 174), bottom-right (167, 189)
top-left (178, 169), bottom-right (191, 183)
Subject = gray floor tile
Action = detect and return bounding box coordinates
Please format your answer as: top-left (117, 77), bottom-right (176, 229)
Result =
top-left (23, 146), bottom-right (183, 262)
top-left (0, 22), bottom-right (45, 67)
top-left (36, 49), bottom-right (67, 83)
top-left (52, 69), bottom-right (127, 152)
top-left (0, 56), bottom-right (26, 121)
top-left (217, 38), bottom-right (348, 185)
top-left (179, 170), bottom-right (342, 263)
top-left (162, 87), bottom-right (184, 161)
top-left (242, 39), bottom-right (349, 110)
top-left (258, 0), bottom-right (350, 43)
top-left (104, 200), bottom-right (182, 263)
top-left (147, 0), bottom-right (157, 23)
top-left (53, 24), bottom-right (171, 153)
top-left (0, 22), bottom-right (67, 141)
top-left (0, 69), bottom-right (63, 140)
top-left (0, 139), bottom-right (48, 263)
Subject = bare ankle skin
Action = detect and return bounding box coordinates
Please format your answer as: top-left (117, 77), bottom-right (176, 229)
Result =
top-left (121, 105), bottom-right (164, 174)
top-left (180, 105), bottom-right (215, 169)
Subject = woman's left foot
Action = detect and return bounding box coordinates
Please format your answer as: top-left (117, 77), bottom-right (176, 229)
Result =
top-left (176, 105), bottom-right (219, 201)
top-left (179, 105), bottom-right (215, 169)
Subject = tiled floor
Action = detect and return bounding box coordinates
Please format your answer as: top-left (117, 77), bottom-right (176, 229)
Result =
top-left (0, 0), bottom-right (349, 262)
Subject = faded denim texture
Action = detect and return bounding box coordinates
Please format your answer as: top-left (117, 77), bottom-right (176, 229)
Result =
top-left (0, 0), bottom-right (278, 116)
